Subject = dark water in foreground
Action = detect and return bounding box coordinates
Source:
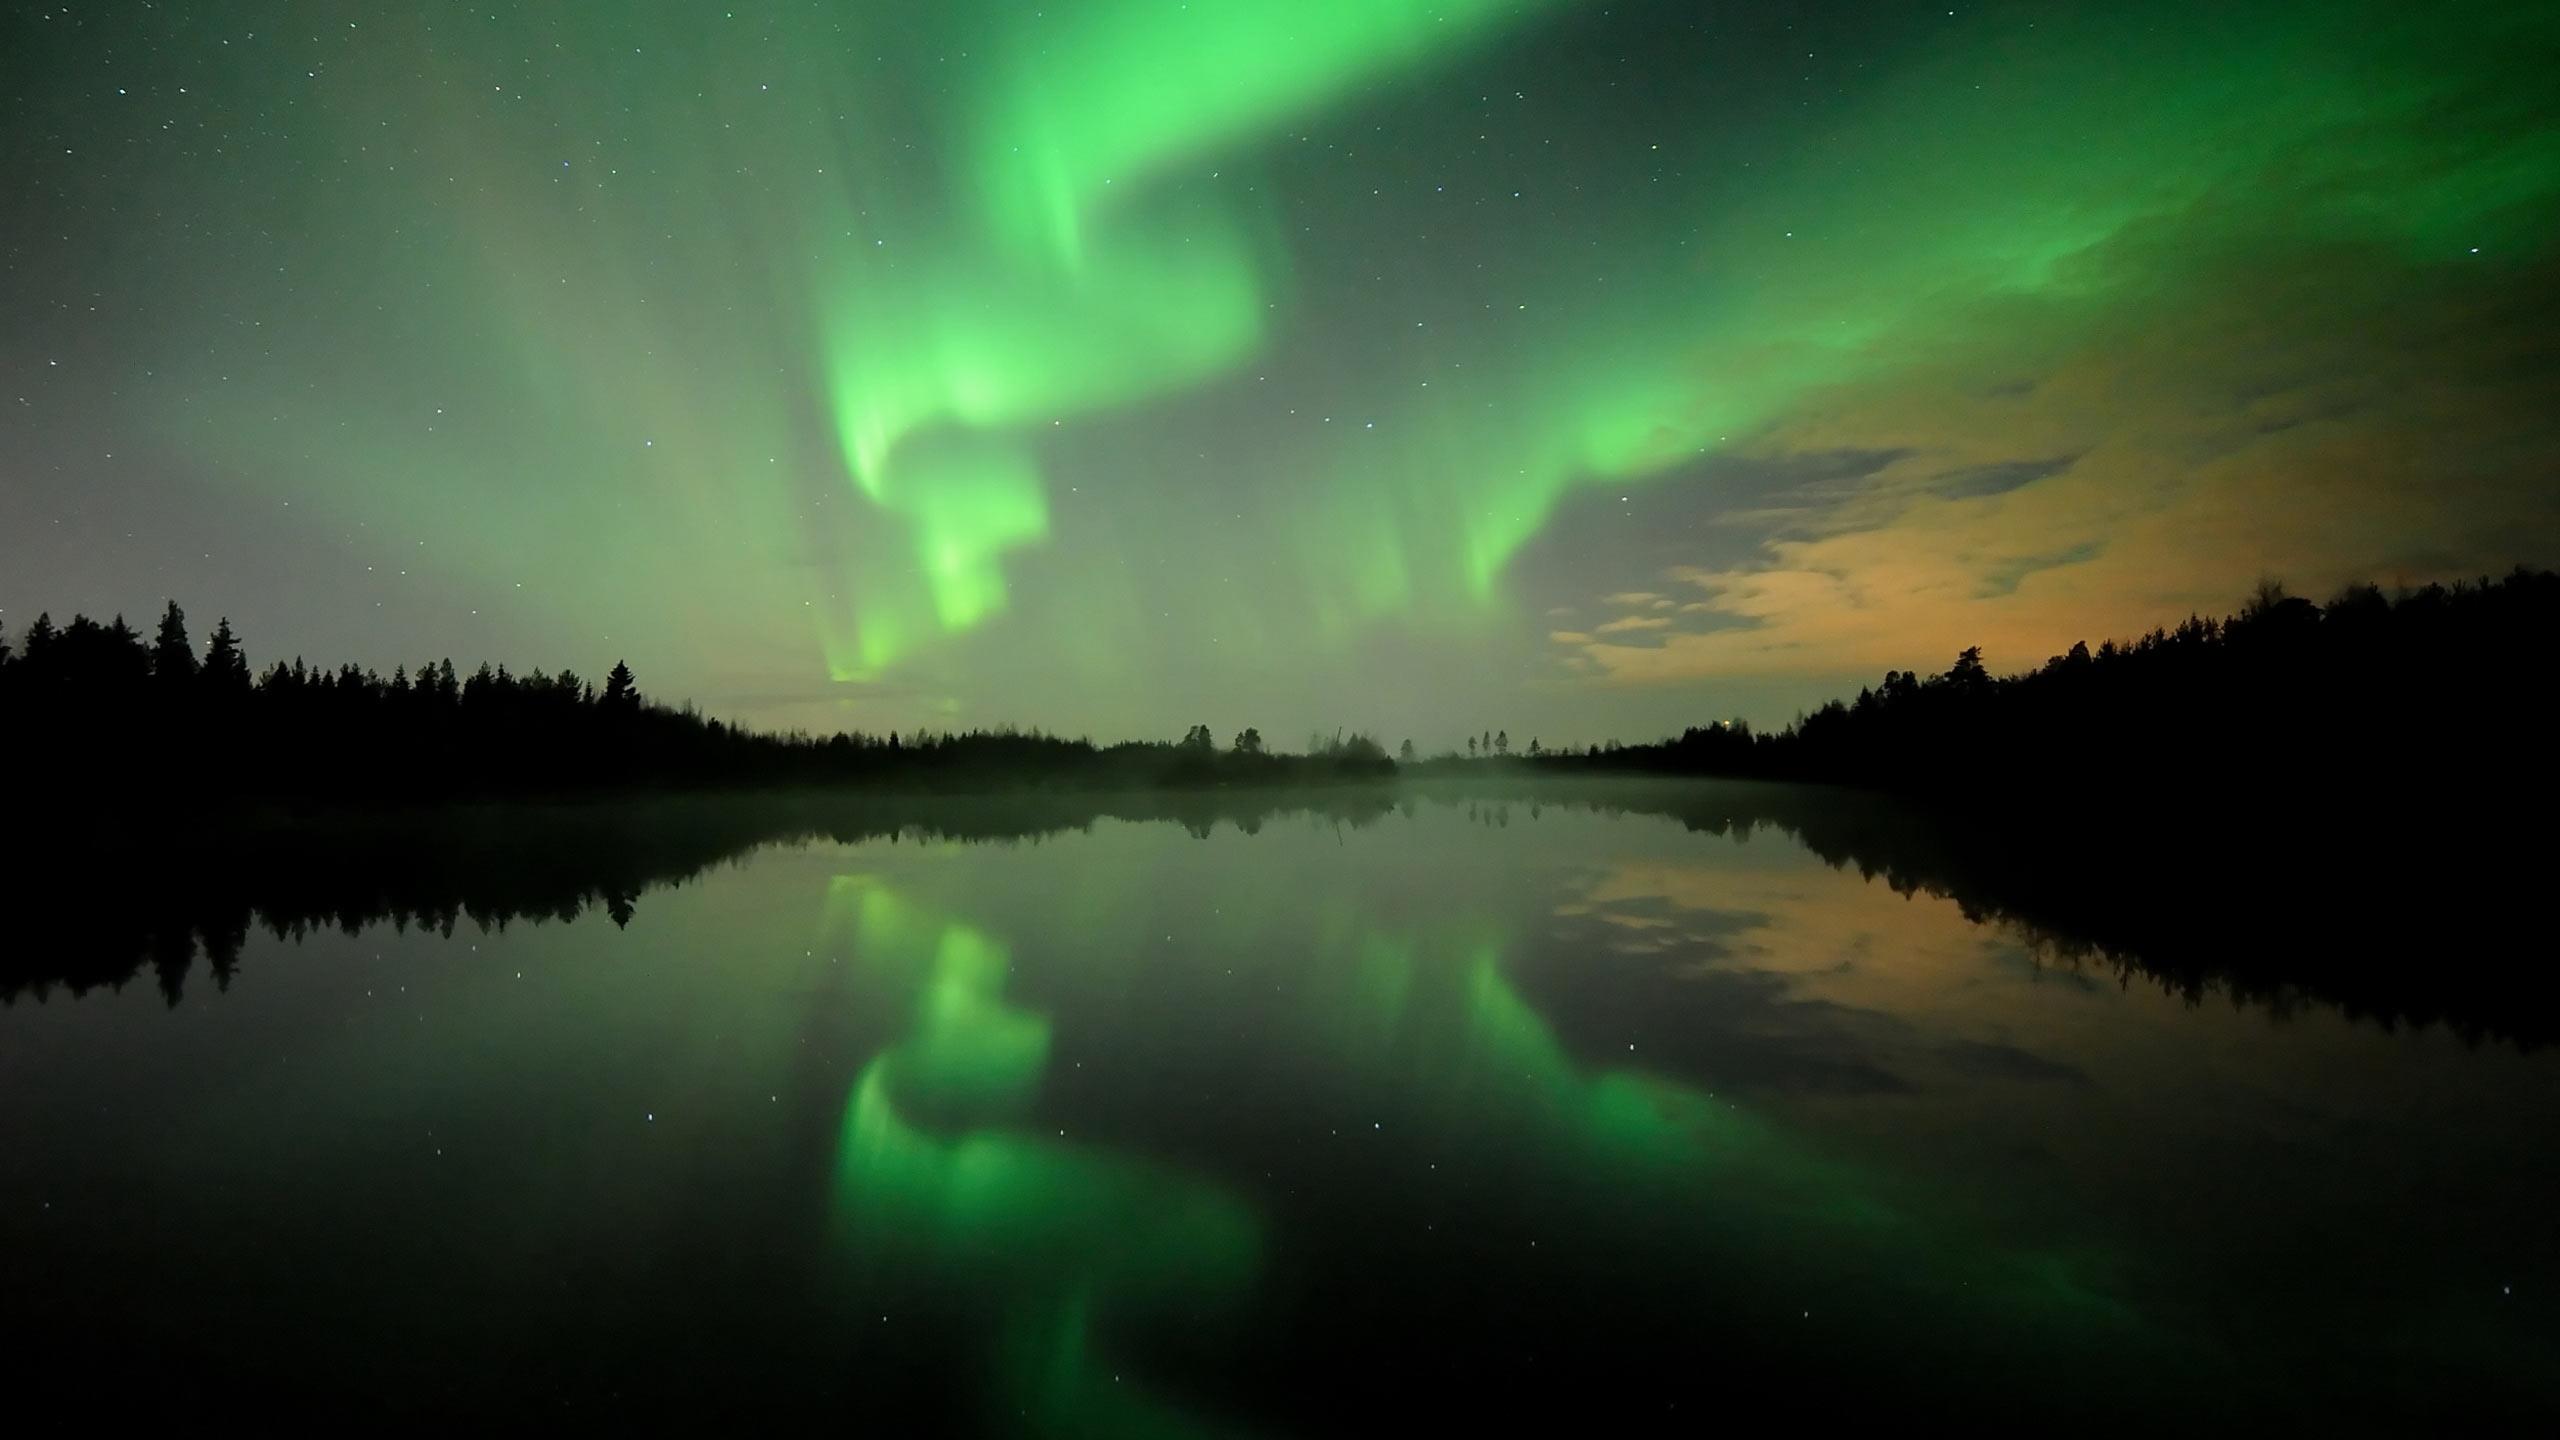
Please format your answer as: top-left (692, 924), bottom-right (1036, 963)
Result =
top-left (2, 782), bottom-right (2554, 1431)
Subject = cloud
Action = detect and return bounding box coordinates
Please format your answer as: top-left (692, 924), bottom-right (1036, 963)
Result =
top-left (1921, 455), bottom-right (2082, 501)
top-left (1936, 1039), bottom-right (2092, 1087)
top-left (1570, 229), bottom-right (2560, 686)
top-left (1593, 614), bottom-right (1672, 635)
top-left (1543, 14), bottom-right (2560, 695)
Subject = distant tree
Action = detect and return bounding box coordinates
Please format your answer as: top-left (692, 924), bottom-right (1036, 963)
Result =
top-left (1481, 731), bottom-right (1492, 757)
top-left (1305, 730), bottom-right (1391, 768)
top-left (1945, 645), bottom-right (1990, 691)
top-left (203, 618), bottom-right (250, 693)
top-left (22, 612), bottom-right (59, 669)
top-left (1398, 738), bottom-right (1416, 764)
top-left (1467, 736), bottom-right (1478, 758)
top-left (1180, 723), bottom-right (1215, 753)
top-left (2326, 581), bottom-right (2389, 624)
top-left (150, 601), bottom-right (198, 685)
top-left (1494, 730), bottom-right (1509, 756)
top-left (2243, 576), bottom-right (2290, 620)
top-left (101, 615), bottom-right (152, 686)
top-left (2233, 576), bottom-right (2319, 637)
top-left (1232, 727), bottom-right (1264, 756)
top-left (1528, 737), bottom-right (1541, 757)
top-left (601, 660), bottom-right (639, 710)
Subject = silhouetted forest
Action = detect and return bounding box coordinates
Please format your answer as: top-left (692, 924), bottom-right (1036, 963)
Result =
top-left (1530, 568), bottom-right (2559, 808)
top-left (0, 602), bottom-right (1391, 808)
top-left (6, 572), bottom-right (2549, 813)
top-left (7, 783), bottom-right (2547, 1049)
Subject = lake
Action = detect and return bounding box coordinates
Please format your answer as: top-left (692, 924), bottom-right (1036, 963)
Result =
top-left (2, 781), bottom-right (2554, 1429)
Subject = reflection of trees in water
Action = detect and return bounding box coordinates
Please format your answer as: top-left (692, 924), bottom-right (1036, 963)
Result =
top-left (5, 791), bottom-right (1387, 1007)
top-left (1644, 784), bottom-right (2555, 1052)
top-left (11, 782), bottom-right (2536, 1424)
top-left (7, 781), bottom-right (2545, 1048)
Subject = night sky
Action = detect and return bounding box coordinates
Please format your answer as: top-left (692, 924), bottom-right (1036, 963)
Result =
top-left (5, 1), bottom-right (2554, 745)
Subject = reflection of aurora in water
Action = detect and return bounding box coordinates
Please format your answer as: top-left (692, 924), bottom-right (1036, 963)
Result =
top-left (827, 878), bottom-right (1261, 1438)
top-left (824, 861), bottom-right (2149, 1434)
top-left (9, 791), bottom-right (2559, 1424)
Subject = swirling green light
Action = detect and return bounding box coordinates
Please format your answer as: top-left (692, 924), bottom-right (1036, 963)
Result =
top-left (812, 0), bottom-right (1564, 674)
top-left (107, 0), bottom-right (2557, 732)
top-left (1278, 0), bottom-right (2560, 621)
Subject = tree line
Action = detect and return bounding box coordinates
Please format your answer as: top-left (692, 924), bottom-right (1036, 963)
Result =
top-left (5, 568), bottom-right (2550, 809)
top-left (0, 603), bottom-right (1393, 806)
top-left (1530, 567), bottom-right (2560, 810)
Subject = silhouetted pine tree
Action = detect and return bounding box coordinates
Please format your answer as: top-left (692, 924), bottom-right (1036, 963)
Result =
top-left (204, 618), bottom-right (250, 694)
top-left (20, 612), bottom-right (59, 674)
top-left (151, 601), bottom-right (199, 686)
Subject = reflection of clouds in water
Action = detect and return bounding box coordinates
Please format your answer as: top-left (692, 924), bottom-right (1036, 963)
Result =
top-left (1935, 1037), bottom-right (2095, 1088)
top-left (808, 837), bottom-right (2161, 1431)
top-left (1534, 822), bottom-right (2560, 1409)
top-left (12, 787), bottom-right (2559, 1424)
top-left (1542, 846), bottom-right (2107, 1107)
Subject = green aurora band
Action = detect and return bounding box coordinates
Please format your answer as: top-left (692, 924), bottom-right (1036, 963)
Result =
top-left (78, 0), bottom-right (2557, 732)
top-left (1276, 1), bottom-right (2558, 625)
top-left (812, 0), bottom-right (1566, 673)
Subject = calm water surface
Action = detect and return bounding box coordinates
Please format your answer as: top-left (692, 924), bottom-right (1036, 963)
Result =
top-left (3, 783), bottom-right (2553, 1430)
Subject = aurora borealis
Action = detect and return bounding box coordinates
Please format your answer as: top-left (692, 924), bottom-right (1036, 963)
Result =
top-left (5, 1), bottom-right (2556, 740)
